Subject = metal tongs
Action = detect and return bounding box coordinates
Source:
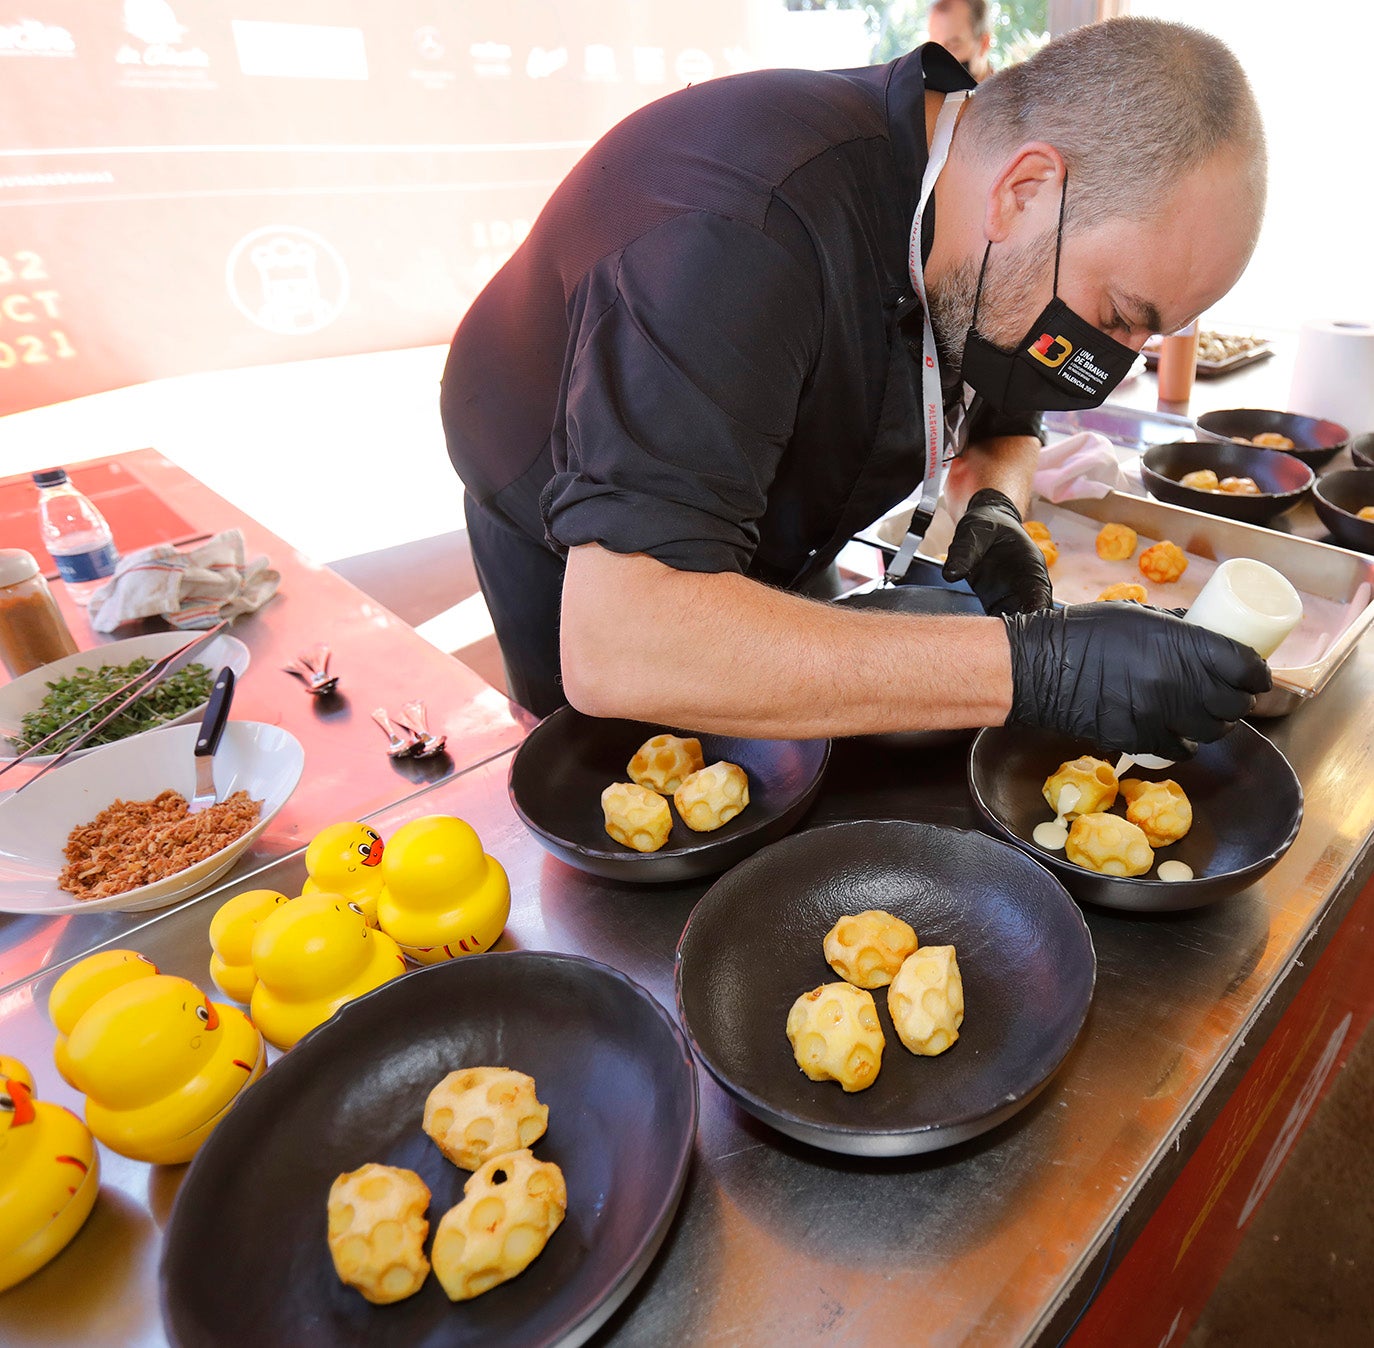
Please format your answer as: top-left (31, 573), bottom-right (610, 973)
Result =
top-left (1, 622), bottom-right (228, 791)
top-left (284, 643), bottom-right (339, 695)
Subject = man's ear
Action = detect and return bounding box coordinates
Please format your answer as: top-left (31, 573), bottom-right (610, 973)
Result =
top-left (983, 142), bottom-right (1065, 242)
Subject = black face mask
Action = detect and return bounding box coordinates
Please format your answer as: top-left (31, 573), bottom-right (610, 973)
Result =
top-left (960, 173), bottom-right (1139, 412)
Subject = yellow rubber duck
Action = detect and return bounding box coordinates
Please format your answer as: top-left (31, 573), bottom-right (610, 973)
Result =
top-left (47, 949), bottom-right (160, 1088)
top-left (208, 889), bottom-right (292, 1003)
top-left (300, 822), bottom-right (388, 925)
top-left (62, 975), bottom-right (266, 1166)
top-left (249, 893), bottom-right (408, 1050)
top-left (0, 1057), bottom-right (99, 1293)
top-left (377, 815), bottom-right (510, 965)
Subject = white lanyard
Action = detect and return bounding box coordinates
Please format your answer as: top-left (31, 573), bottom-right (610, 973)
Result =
top-left (906, 89), bottom-right (971, 522)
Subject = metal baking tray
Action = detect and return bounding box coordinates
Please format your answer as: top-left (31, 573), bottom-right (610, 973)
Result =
top-left (864, 490), bottom-right (1374, 717)
top-left (1142, 333), bottom-right (1274, 379)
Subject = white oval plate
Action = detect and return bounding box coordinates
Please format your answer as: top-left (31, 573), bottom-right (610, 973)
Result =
top-left (0, 630), bottom-right (251, 765)
top-left (0, 720), bottom-right (303, 915)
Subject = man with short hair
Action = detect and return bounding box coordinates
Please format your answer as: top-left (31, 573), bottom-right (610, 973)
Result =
top-left (441, 18), bottom-right (1271, 759)
top-left (928, 0), bottom-right (994, 83)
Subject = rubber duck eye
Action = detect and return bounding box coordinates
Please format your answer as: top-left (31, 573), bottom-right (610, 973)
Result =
top-left (365, 829), bottom-right (379, 841)
top-left (195, 1005), bottom-right (210, 1024)
top-left (357, 843), bottom-right (371, 857)
top-left (0, 1093), bottom-right (13, 1112)
top-left (348, 901), bottom-right (364, 915)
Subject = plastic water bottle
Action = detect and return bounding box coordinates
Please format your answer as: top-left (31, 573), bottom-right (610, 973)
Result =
top-left (33, 468), bottom-right (120, 606)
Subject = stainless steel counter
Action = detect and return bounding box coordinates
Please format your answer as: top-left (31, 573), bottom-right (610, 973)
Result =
top-left (2, 620), bottom-right (1371, 1346)
top-left (0, 449), bottom-right (531, 992)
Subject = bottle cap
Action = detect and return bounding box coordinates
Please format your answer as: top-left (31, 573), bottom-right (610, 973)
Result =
top-left (32, 469), bottom-right (69, 488)
top-left (0, 548), bottom-right (41, 587)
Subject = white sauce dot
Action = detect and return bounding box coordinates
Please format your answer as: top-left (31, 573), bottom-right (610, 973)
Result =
top-left (1033, 821), bottom-right (1069, 850)
top-left (1157, 860), bottom-right (1194, 883)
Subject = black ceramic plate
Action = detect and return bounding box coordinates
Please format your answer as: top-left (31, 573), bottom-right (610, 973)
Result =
top-left (1195, 407), bottom-right (1348, 468)
top-left (1313, 468), bottom-right (1374, 553)
top-left (967, 723), bottom-right (1303, 913)
top-left (1351, 433), bottom-right (1374, 471)
top-left (675, 820), bottom-right (1095, 1157)
top-left (161, 952), bottom-right (698, 1348)
top-left (1140, 440), bottom-right (1314, 525)
top-left (831, 584), bottom-right (986, 749)
top-left (508, 707), bottom-right (830, 883)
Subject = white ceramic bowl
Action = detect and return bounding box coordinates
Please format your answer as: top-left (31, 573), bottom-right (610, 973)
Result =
top-left (0, 630), bottom-right (251, 765)
top-left (0, 721), bottom-right (303, 915)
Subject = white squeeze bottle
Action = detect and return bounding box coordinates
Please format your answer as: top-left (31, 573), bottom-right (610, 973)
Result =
top-left (33, 468), bottom-right (120, 605)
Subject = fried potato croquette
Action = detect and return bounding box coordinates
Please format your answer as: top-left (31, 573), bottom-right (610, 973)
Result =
top-left (1219, 476), bottom-right (1261, 495)
top-left (1043, 756), bottom-right (1118, 818)
top-left (627, 733), bottom-right (705, 796)
top-left (1023, 520), bottom-right (1052, 542)
top-left (887, 946), bottom-right (964, 1056)
top-left (673, 761), bottom-right (750, 832)
top-left (327, 1164), bottom-right (431, 1304)
top-left (1359, 505), bottom-right (1374, 522)
top-left (1139, 539), bottom-right (1188, 584)
top-left (1119, 778), bottom-right (1193, 847)
top-left (786, 982), bottom-right (885, 1092)
top-left (431, 1149), bottom-right (567, 1302)
top-left (1095, 522), bottom-right (1138, 560)
top-left (424, 1067), bottom-right (549, 1171)
top-left (1035, 538), bottom-right (1059, 568)
top-left (1097, 582), bottom-right (1149, 603)
top-left (1247, 432), bottom-right (1295, 450)
top-left (601, 781), bottom-right (673, 852)
top-left (1180, 469), bottom-right (1220, 492)
top-left (1066, 812), bottom-right (1155, 877)
top-left (823, 909), bottom-right (918, 989)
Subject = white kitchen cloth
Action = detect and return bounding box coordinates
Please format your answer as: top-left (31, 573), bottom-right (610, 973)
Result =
top-left (86, 529), bottom-right (280, 633)
top-left (1031, 431), bottom-right (1127, 502)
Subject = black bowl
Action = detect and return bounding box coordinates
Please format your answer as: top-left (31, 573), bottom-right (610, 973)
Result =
top-left (508, 707), bottom-right (830, 883)
top-left (161, 952), bottom-right (697, 1348)
top-left (1195, 407), bottom-right (1348, 468)
top-left (1348, 432), bottom-right (1374, 470)
top-left (832, 584), bottom-right (986, 749)
top-left (675, 819), bottom-right (1095, 1157)
top-left (1141, 439), bottom-right (1314, 524)
top-left (967, 723), bottom-right (1303, 913)
top-left (1312, 468), bottom-right (1374, 553)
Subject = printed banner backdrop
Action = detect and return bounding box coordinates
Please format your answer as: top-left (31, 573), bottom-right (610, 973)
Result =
top-left (0, 1), bottom-right (754, 415)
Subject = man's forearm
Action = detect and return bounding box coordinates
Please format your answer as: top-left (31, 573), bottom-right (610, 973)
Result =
top-left (944, 434), bottom-right (1042, 518)
top-left (560, 545), bottom-right (1014, 738)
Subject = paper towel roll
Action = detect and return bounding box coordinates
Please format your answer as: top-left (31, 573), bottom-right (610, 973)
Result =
top-left (1289, 319), bottom-right (1374, 435)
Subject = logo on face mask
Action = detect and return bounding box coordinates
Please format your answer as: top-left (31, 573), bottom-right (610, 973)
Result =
top-left (1028, 332), bottom-right (1073, 368)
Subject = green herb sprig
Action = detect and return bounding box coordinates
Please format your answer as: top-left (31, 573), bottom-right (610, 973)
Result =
top-left (8, 658), bottom-right (216, 754)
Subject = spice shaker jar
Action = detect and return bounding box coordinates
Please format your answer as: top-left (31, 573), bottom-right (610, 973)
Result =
top-left (0, 548), bottom-right (79, 677)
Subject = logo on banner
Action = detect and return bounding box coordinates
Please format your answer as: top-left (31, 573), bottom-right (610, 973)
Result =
top-left (117, 0), bottom-right (211, 86)
top-left (1027, 331), bottom-right (1073, 368)
top-left (226, 227), bottom-right (349, 336)
top-left (0, 19), bottom-right (75, 57)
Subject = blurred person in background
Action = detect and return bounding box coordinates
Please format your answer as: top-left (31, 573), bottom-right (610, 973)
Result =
top-left (927, 0), bottom-right (995, 81)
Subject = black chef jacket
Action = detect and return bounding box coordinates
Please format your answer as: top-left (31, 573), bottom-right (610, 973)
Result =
top-left (441, 43), bottom-right (1043, 595)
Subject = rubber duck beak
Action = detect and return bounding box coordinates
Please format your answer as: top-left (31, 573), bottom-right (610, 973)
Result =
top-left (203, 999), bottom-right (220, 1032)
top-left (362, 837), bottom-right (384, 867)
top-left (3, 1077), bottom-right (35, 1127)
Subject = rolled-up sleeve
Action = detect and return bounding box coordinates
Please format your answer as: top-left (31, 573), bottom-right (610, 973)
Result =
top-left (541, 210), bottom-right (823, 573)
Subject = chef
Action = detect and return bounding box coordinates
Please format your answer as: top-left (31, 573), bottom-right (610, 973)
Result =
top-left (441, 16), bottom-right (1270, 759)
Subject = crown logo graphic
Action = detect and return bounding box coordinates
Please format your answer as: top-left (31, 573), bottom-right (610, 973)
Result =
top-left (250, 236), bottom-right (318, 288)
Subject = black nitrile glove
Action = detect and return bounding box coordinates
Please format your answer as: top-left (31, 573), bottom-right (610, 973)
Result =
top-left (1002, 603), bottom-right (1273, 759)
top-left (942, 488), bottom-right (1053, 617)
